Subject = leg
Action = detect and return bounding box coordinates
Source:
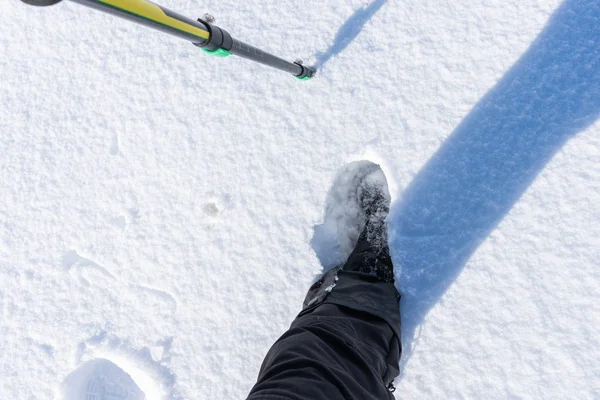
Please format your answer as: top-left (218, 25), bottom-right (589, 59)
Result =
top-left (247, 268), bottom-right (401, 400)
top-left (248, 161), bottom-right (401, 399)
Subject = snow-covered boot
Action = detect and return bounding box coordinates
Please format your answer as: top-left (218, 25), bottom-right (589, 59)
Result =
top-left (341, 164), bottom-right (395, 283)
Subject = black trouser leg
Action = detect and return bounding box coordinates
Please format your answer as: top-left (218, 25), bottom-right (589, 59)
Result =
top-left (247, 268), bottom-right (402, 400)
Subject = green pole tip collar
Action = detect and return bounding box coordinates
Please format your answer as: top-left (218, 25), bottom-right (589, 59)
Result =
top-left (202, 48), bottom-right (232, 58)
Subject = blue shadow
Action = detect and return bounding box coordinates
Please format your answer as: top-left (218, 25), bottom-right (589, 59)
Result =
top-left (389, 0), bottom-right (600, 372)
top-left (314, 0), bottom-right (386, 69)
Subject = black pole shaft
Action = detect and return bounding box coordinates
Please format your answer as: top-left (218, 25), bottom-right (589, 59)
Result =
top-left (230, 39), bottom-right (305, 76)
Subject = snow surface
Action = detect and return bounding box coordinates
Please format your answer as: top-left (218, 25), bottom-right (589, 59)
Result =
top-left (1, 0), bottom-right (600, 398)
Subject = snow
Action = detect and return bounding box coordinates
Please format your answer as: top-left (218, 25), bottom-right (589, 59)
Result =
top-left (1, 0), bottom-right (599, 398)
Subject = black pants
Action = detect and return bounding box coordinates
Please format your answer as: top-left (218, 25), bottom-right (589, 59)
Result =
top-left (247, 267), bottom-right (402, 400)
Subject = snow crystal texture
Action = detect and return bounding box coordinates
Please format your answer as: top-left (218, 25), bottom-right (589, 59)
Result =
top-left (1, 0), bottom-right (599, 398)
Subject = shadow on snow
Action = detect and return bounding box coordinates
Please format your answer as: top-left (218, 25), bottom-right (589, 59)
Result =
top-left (389, 0), bottom-right (600, 374)
top-left (314, 0), bottom-right (386, 69)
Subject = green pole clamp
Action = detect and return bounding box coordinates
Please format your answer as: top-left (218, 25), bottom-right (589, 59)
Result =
top-left (202, 47), bottom-right (232, 58)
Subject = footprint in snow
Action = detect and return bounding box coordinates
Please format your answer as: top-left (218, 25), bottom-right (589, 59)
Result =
top-left (61, 358), bottom-right (145, 400)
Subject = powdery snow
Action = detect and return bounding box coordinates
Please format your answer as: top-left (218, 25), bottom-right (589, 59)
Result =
top-left (1, 0), bottom-right (599, 398)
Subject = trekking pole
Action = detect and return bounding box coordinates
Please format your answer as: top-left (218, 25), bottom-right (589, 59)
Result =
top-left (21, 0), bottom-right (316, 80)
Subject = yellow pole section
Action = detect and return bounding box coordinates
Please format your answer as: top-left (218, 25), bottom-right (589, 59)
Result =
top-left (97, 0), bottom-right (209, 40)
